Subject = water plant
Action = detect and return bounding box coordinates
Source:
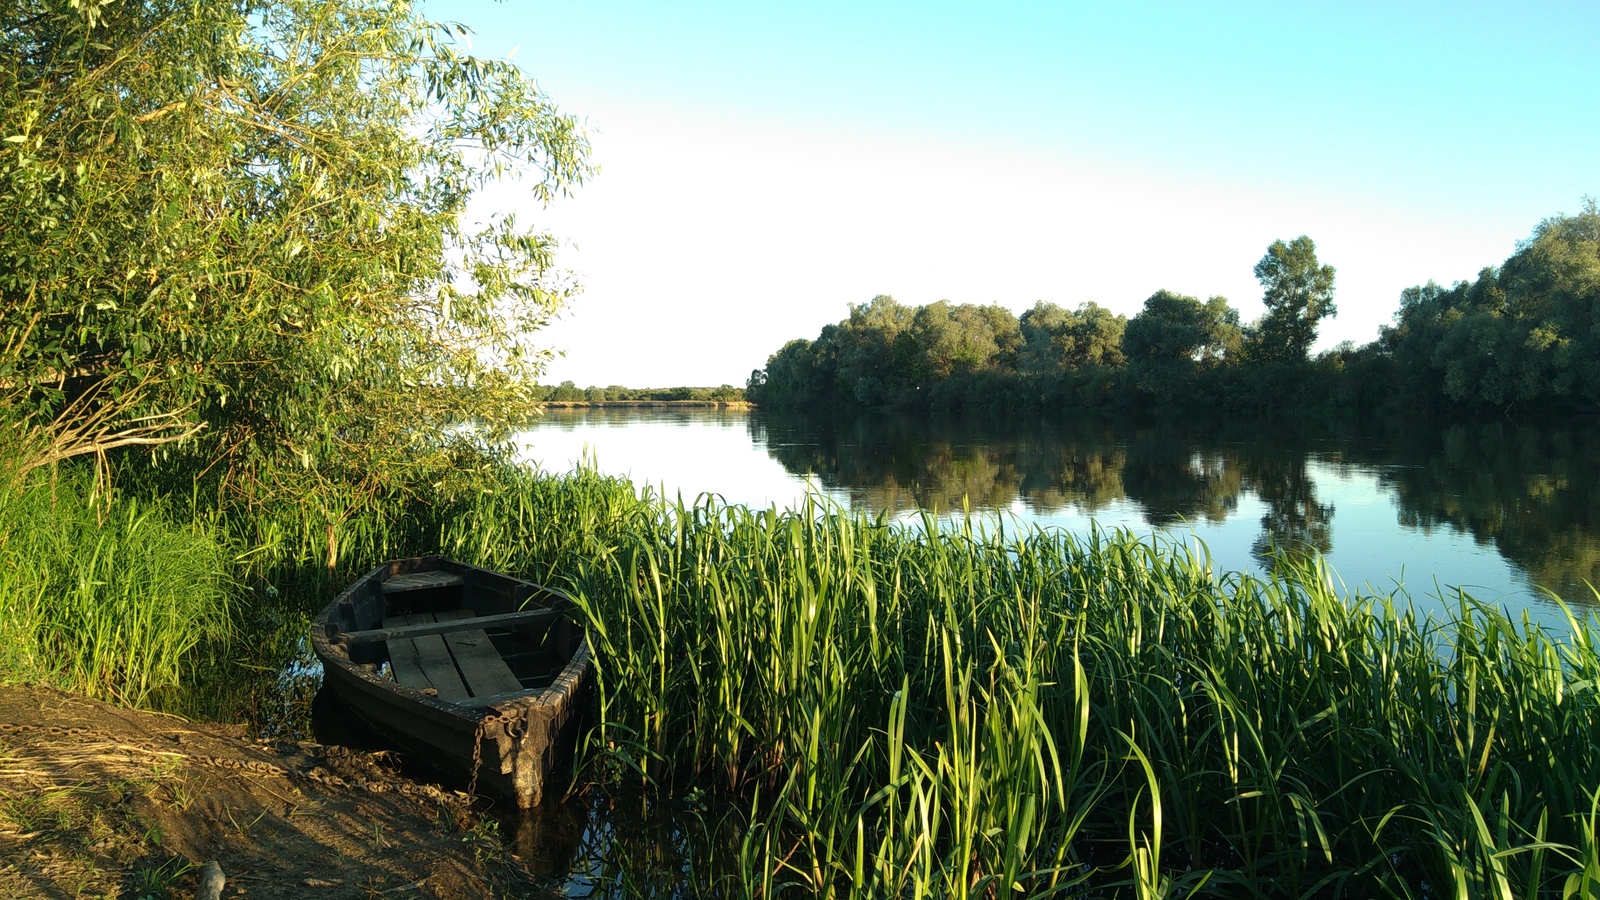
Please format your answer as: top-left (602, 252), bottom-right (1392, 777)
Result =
top-left (447, 486), bottom-right (1600, 898)
top-left (12, 444), bottom-right (1600, 896)
top-left (235, 457), bottom-right (1600, 896)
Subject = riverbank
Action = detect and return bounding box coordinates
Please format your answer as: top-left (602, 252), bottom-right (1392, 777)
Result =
top-left (0, 685), bottom-right (549, 899)
top-left (9, 454), bottom-right (1600, 896)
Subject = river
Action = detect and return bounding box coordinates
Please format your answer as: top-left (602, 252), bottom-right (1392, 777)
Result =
top-left (515, 407), bottom-right (1600, 627)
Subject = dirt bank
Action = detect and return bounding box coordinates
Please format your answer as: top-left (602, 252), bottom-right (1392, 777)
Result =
top-left (0, 685), bottom-right (552, 899)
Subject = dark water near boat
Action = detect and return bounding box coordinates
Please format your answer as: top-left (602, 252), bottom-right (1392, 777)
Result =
top-left (306, 678), bottom-right (745, 896)
top-left (515, 407), bottom-right (1600, 628)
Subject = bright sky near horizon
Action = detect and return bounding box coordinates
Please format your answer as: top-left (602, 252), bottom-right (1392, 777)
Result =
top-left (430, 0), bottom-right (1600, 388)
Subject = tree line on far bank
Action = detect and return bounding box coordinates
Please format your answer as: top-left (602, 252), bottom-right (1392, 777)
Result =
top-left (747, 203), bottom-right (1600, 418)
top-left (534, 382), bottom-right (745, 403)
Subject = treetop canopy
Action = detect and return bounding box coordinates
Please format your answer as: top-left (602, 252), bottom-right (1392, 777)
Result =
top-left (1, 0), bottom-right (591, 503)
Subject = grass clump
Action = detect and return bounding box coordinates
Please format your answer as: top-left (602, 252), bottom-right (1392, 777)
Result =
top-left (9, 443), bottom-right (1600, 897)
top-left (0, 465), bottom-right (230, 707)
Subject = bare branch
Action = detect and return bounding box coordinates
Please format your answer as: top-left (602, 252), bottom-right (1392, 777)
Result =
top-left (7, 379), bottom-right (208, 481)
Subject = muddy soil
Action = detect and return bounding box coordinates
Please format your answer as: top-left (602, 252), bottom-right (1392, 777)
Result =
top-left (0, 685), bottom-right (555, 899)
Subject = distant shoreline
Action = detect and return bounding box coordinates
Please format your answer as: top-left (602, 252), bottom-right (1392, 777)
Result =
top-left (538, 400), bottom-right (754, 409)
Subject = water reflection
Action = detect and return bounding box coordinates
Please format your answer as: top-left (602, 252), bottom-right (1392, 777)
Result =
top-left (751, 410), bottom-right (1600, 603)
top-left (756, 412), bottom-right (1300, 533)
top-left (1373, 422), bottom-right (1600, 602)
top-left (502, 792), bottom-right (745, 896)
top-left (537, 405), bottom-right (752, 430)
top-left (511, 408), bottom-right (1600, 613)
top-left (756, 415), bottom-right (1250, 524)
top-left (1121, 432), bottom-right (1239, 527)
top-left (1241, 453), bottom-right (1334, 566)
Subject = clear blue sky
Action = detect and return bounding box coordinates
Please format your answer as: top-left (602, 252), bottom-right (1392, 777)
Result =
top-left (431, 0), bottom-right (1600, 386)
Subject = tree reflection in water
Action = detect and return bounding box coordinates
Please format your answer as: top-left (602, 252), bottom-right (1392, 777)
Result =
top-left (1374, 421), bottom-right (1600, 601)
top-left (752, 410), bottom-right (1600, 601)
top-left (1241, 453), bottom-right (1335, 567)
top-left (1118, 428), bottom-right (1240, 526)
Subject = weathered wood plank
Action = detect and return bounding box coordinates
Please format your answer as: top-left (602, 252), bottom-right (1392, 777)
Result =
top-left (409, 611), bottom-right (469, 702)
top-left (381, 571), bottom-right (466, 594)
top-left (445, 629), bottom-right (525, 698)
top-left (339, 608), bottom-right (560, 645)
top-left (384, 614), bottom-right (433, 691)
top-left (457, 687), bottom-right (545, 709)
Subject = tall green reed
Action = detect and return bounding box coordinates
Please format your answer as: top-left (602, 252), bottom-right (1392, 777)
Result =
top-left (58, 445), bottom-right (1600, 897)
top-left (0, 465), bottom-right (230, 707)
top-left (453, 485), bottom-right (1600, 898)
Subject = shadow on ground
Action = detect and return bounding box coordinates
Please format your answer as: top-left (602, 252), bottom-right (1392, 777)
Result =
top-left (0, 684), bottom-right (553, 899)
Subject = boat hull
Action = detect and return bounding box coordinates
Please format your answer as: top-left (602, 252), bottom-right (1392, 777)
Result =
top-left (311, 556), bottom-right (590, 808)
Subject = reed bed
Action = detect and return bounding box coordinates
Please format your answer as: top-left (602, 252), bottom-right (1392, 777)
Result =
top-left (425, 472), bottom-right (1600, 898)
top-left (16, 450), bottom-right (1600, 896)
top-left (0, 466), bottom-right (230, 707)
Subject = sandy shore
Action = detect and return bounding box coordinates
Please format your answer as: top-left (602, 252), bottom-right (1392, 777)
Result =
top-left (0, 685), bottom-right (552, 899)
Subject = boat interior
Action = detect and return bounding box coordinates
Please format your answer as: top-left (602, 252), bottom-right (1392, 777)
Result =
top-left (330, 564), bottom-right (583, 707)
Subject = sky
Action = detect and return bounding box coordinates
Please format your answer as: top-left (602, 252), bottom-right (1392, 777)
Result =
top-left (431, 0), bottom-right (1600, 387)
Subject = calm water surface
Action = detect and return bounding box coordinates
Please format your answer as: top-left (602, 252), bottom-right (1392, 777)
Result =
top-left (516, 407), bottom-right (1600, 627)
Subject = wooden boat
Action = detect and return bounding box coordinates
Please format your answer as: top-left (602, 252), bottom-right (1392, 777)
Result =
top-left (311, 556), bottom-right (590, 808)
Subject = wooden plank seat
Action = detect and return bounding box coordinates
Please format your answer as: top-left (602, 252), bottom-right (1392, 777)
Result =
top-left (343, 608), bottom-right (559, 645)
top-left (381, 571), bottom-right (466, 594)
top-left (383, 609), bottom-right (528, 701)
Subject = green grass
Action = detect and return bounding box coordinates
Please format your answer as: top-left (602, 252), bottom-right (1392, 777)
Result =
top-left (10, 450), bottom-right (1600, 896)
top-left (247, 460), bottom-right (1600, 897)
top-left (0, 465), bottom-right (231, 707)
top-left (438, 481), bottom-right (1600, 898)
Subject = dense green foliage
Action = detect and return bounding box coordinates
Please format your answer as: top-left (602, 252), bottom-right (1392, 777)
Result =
top-left (1122, 290), bottom-right (1243, 394)
top-left (1250, 236), bottom-right (1338, 364)
top-left (745, 240), bottom-right (1348, 415)
top-left (750, 209), bottom-right (1600, 418)
top-left (0, 0), bottom-right (589, 509)
top-left (1378, 201), bottom-right (1600, 414)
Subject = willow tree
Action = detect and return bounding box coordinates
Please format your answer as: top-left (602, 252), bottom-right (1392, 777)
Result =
top-left (1380, 201), bottom-right (1600, 411)
top-left (0, 0), bottom-right (590, 521)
